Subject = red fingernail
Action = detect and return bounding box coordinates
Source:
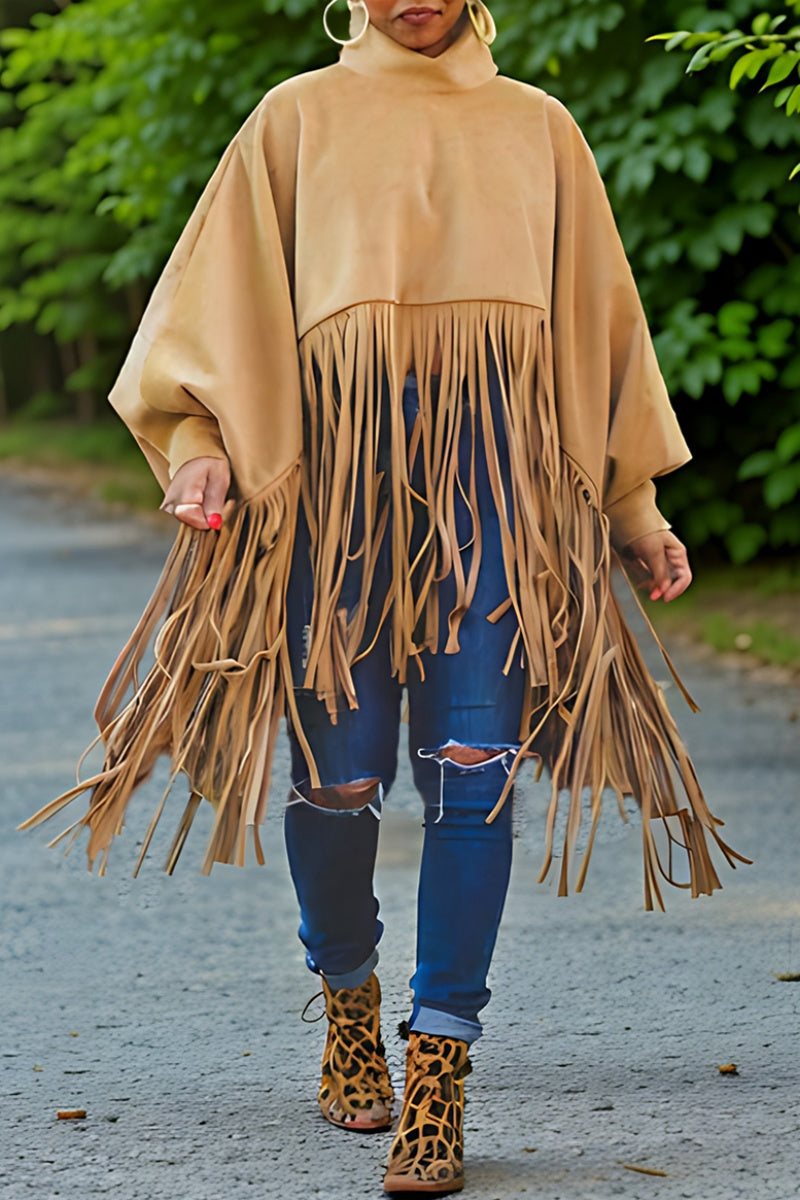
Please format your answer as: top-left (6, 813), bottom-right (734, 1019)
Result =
top-left (207, 512), bottom-right (222, 531)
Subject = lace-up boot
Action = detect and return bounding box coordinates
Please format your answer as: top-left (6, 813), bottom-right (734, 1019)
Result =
top-left (319, 971), bottom-right (394, 1132)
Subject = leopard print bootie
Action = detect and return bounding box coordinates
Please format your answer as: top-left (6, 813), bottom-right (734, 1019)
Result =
top-left (318, 972), bottom-right (394, 1132)
top-left (383, 1032), bottom-right (471, 1195)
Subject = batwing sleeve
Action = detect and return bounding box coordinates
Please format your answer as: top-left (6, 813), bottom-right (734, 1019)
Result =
top-left (108, 101), bottom-right (302, 501)
top-left (546, 96), bottom-right (690, 549)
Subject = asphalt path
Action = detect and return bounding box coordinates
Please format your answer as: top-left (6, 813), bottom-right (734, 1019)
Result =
top-left (1, 474), bottom-right (798, 1200)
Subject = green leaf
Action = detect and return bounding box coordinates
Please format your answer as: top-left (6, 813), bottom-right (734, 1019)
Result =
top-left (776, 423), bottom-right (800, 464)
top-left (761, 52), bottom-right (800, 90)
top-left (725, 523), bottom-right (768, 564)
top-left (723, 361), bottom-right (777, 405)
top-left (738, 450), bottom-right (777, 481)
top-left (764, 464), bottom-right (800, 509)
top-left (709, 43), bottom-right (739, 64)
top-left (615, 153), bottom-right (655, 195)
top-left (757, 318), bottom-right (794, 359)
top-left (717, 301), bottom-right (758, 338)
top-left (686, 42), bottom-right (718, 74)
top-left (681, 359), bottom-right (712, 398)
top-left (682, 143), bottom-right (712, 182)
top-left (0, 27), bottom-right (33, 51)
top-left (730, 48), bottom-right (772, 90)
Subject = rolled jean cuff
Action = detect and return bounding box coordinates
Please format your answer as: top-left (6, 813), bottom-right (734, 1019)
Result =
top-left (409, 1005), bottom-right (483, 1046)
top-left (321, 947), bottom-right (379, 992)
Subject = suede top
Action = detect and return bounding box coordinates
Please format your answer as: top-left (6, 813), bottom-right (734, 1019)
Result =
top-left (109, 19), bottom-right (690, 546)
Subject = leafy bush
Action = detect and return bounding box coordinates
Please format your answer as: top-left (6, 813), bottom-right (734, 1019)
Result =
top-left (0, 0), bottom-right (329, 403)
top-left (651, 1), bottom-right (800, 179)
top-left (492, 0), bottom-right (800, 562)
top-left (1, 0), bottom-right (799, 559)
top-left (3, 0), bottom-right (329, 291)
top-left (648, 3), bottom-right (800, 558)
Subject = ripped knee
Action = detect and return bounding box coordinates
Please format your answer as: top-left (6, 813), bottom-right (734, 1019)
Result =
top-left (414, 742), bottom-right (520, 828)
top-left (434, 742), bottom-right (508, 767)
top-left (289, 776), bottom-right (383, 815)
top-left (421, 742), bottom-right (517, 770)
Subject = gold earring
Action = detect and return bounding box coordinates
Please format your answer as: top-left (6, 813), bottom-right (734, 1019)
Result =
top-left (323, 0), bottom-right (370, 47)
top-left (466, 0), bottom-right (496, 45)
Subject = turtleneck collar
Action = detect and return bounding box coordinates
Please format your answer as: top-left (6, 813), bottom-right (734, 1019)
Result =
top-left (339, 19), bottom-right (497, 91)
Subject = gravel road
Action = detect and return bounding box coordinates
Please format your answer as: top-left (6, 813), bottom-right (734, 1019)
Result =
top-left (1, 475), bottom-right (798, 1200)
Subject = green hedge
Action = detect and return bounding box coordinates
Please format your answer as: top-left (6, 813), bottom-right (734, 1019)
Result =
top-left (1, 0), bottom-right (798, 559)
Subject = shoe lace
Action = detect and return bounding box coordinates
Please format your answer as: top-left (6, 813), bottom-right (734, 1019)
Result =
top-left (301, 991), bottom-right (325, 1023)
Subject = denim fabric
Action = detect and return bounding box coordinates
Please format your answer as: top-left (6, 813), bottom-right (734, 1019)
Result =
top-left (283, 370), bottom-right (525, 1037)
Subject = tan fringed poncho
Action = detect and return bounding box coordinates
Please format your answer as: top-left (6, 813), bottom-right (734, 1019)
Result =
top-left (24, 21), bottom-right (747, 908)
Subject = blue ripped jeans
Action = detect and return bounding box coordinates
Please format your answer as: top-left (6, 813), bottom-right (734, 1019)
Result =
top-left (284, 371), bottom-right (525, 1044)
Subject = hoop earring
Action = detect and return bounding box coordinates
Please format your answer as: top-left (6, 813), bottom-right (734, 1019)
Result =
top-left (466, 0), bottom-right (496, 46)
top-left (323, 0), bottom-right (370, 47)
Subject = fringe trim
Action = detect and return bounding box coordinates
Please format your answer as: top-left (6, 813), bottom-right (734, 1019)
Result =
top-left (19, 463), bottom-right (302, 876)
top-left (298, 301), bottom-right (560, 705)
top-left (22, 300), bottom-right (749, 902)
top-left (298, 301), bottom-right (749, 909)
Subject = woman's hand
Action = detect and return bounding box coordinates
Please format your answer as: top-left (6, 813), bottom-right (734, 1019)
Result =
top-left (624, 530), bottom-right (692, 603)
top-left (160, 456), bottom-right (231, 531)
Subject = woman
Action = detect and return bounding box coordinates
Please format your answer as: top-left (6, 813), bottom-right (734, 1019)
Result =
top-left (23, 1), bottom-right (747, 1193)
